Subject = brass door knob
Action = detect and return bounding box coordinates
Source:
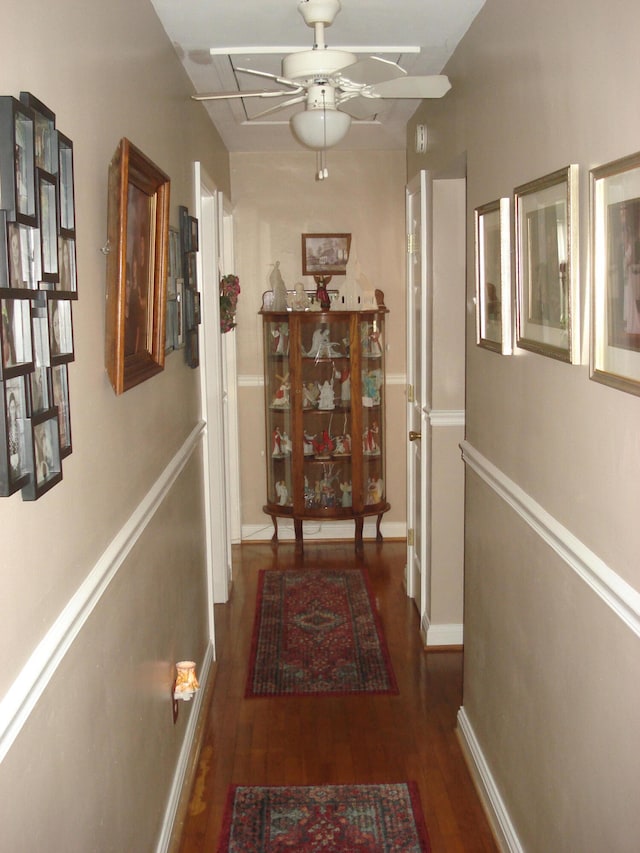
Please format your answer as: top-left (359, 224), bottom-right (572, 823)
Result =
top-left (409, 430), bottom-right (421, 441)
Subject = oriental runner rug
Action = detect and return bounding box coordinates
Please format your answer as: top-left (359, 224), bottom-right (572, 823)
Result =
top-left (217, 782), bottom-right (430, 852)
top-left (246, 569), bottom-right (398, 697)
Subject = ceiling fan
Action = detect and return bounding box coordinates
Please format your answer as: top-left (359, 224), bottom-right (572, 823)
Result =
top-left (192, 0), bottom-right (450, 165)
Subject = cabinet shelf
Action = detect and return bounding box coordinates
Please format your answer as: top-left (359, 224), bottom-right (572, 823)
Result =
top-left (261, 303), bottom-right (389, 550)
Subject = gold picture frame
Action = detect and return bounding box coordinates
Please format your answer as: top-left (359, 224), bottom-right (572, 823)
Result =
top-left (514, 165), bottom-right (579, 362)
top-left (105, 138), bottom-right (170, 394)
top-left (590, 150), bottom-right (640, 395)
top-left (475, 197), bottom-right (512, 354)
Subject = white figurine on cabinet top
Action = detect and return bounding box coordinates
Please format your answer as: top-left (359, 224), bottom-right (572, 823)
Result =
top-left (288, 281), bottom-right (311, 311)
top-left (269, 261), bottom-right (288, 312)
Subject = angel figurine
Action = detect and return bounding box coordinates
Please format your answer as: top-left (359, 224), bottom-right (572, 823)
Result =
top-left (269, 261), bottom-right (288, 311)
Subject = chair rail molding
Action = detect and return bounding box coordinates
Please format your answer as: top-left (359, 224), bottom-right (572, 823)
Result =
top-left (0, 421), bottom-right (207, 765)
top-left (460, 440), bottom-right (640, 639)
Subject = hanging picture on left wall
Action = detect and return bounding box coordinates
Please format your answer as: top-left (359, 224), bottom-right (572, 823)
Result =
top-left (105, 138), bottom-right (170, 394)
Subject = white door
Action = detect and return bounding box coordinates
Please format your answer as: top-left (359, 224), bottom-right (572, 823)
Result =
top-left (193, 164), bottom-right (234, 637)
top-left (406, 171), bottom-right (431, 634)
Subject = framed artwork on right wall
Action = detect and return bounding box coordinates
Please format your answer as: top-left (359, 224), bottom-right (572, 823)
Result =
top-left (590, 149), bottom-right (640, 395)
top-left (514, 164), bottom-right (580, 362)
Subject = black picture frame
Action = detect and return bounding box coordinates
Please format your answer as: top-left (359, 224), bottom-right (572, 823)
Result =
top-left (21, 407), bottom-right (62, 500)
top-left (0, 96), bottom-right (37, 226)
top-left (51, 363), bottom-right (72, 458)
top-left (47, 295), bottom-right (74, 364)
top-left (56, 130), bottom-right (75, 237)
top-left (20, 92), bottom-right (56, 175)
top-left (37, 169), bottom-right (59, 285)
top-left (0, 374), bottom-right (30, 495)
top-left (1, 293), bottom-right (34, 379)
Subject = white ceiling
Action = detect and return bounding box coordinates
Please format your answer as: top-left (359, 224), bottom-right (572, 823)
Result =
top-left (150, 0), bottom-right (485, 152)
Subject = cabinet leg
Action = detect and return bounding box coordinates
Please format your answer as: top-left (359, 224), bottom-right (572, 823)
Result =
top-left (294, 519), bottom-right (304, 548)
top-left (375, 513), bottom-right (384, 542)
top-left (271, 516), bottom-right (279, 543)
top-left (355, 517), bottom-right (364, 552)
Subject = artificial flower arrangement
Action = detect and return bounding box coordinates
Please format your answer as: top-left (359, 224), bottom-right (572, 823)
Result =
top-left (220, 273), bottom-right (240, 333)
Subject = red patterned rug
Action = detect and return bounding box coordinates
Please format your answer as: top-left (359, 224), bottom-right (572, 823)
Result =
top-left (217, 782), bottom-right (430, 852)
top-left (246, 569), bottom-right (398, 697)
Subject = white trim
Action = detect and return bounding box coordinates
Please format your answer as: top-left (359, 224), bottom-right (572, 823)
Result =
top-left (426, 622), bottom-right (463, 646)
top-left (428, 408), bottom-right (465, 427)
top-left (457, 707), bottom-right (523, 853)
top-left (241, 519), bottom-right (406, 542)
top-left (460, 440), bottom-right (640, 639)
top-left (0, 422), bottom-right (206, 766)
top-left (156, 640), bottom-right (214, 853)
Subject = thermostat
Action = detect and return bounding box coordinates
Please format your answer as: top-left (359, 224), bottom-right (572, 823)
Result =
top-left (415, 124), bottom-right (428, 154)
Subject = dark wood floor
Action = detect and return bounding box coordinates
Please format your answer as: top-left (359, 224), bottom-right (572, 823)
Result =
top-left (177, 541), bottom-right (498, 852)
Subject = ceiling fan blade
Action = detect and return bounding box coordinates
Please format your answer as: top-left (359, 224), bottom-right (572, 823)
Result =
top-left (249, 94), bottom-right (307, 120)
top-left (368, 75), bottom-right (451, 99)
top-left (337, 96), bottom-right (381, 120)
top-left (192, 87), bottom-right (302, 102)
top-left (235, 66), bottom-right (300, 89)
top-left (338, 56), bottom-right (406, 86)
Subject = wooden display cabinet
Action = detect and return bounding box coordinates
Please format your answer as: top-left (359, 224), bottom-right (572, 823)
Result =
top-left (261, 296), bottom-right (389, 549)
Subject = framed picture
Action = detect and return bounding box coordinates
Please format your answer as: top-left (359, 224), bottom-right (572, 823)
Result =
top-left (57, 236), bottom-right (76, 294)
top-left (179, 205), bottom-right (191, 254)
top-left (56, 130), bottom-right (76, 236)
top-left (37, 169), bottom-right (59, 284)
top-left (0, 375), bottom-right (30, 494)
top-left (590, 151), bottom-right (640, 394)
top-left (186, 327), bottom-right (199, 369)
top-left (1, 295), bottom-right (34, 378)
top-left (22, 408), bottom-right (62, 500)
top-left (20, 92), bottom-right (55, 174)
top-left (105, 138), bottom-right (170, 394)
top-left (176, 277), bottom-right (185, 349)
top-left (514, 165), bottom-right (579, 362)
top-left (6, 222), bottom-right (39, 290)
top-left (48, 296), bottom-right (74, 363)
top-left (475, 198), bottom-right (512, 354)
top-left (51, 363), bottom-right (72, 457)
top-left (189, 216), bottom-right (199, 253)
top-left (0, 97), bottom-right (37, 226)
top-left (302, 233), bottom-right (351, 276)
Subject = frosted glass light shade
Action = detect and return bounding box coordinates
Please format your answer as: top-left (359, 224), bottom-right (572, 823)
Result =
top-left (290, 108), bottom-right (351, 150)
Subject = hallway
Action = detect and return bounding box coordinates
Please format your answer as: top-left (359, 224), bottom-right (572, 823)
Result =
top-left (177, 541), bottom-right (498, 852)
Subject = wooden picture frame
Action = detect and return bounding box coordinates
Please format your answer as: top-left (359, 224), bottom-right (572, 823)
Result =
top-left (302, 233), bottom-right (351, 276)
top-left (514, 165), bottom-right (579, 362)
top-left (105, 138), bottom-right (170, 394)
top-left (475, 197), bottom-right (512, 354)
top-left (590, 150), bottom-right (640, 395)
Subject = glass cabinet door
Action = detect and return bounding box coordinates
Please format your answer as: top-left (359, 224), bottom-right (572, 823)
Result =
top-left (263, 317), bottom-right (292, 510)
top-left (360, 314), bottom-right (386, 509)
top-left (298, 314), bottom-right (353, 514)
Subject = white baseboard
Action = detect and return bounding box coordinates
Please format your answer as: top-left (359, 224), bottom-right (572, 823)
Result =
top-left (241, 519), bottom-right (406, 542)
top-left (456, 707), bottom-right (523, 853)
top-left (156, 641), bottom-right (214, 853)
top-left (426, 622), bottom-right (463, 647)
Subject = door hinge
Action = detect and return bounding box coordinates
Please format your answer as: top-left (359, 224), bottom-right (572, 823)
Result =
top-left (407, 232), bottom-right (415, 255)
top-left (407, 383), bottom-right (414, 403)
top-left (407, 528), bottom-right (414, 546)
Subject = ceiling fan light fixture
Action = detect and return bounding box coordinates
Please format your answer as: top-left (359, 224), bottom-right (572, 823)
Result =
top-left (290, 107), bottom-right (351, 149)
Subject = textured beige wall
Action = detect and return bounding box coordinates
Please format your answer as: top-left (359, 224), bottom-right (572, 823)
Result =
top-left (0, 0), bottom-right (229, 848)
top-left (409, 0), bottom-right (640, 848)
top-left (230, 149), bottom-right (407, 532)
